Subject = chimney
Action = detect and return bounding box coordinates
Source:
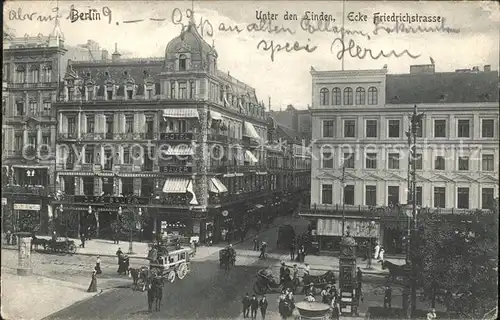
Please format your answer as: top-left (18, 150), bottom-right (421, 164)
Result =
top-left (410, 64), bottom-right (435, 74)
top-left (484, 65), bottom-right (491, 72)
top-left (111, 43), bottom-right (121, 62)
top-left (101, 49), bottom-right (108, 61)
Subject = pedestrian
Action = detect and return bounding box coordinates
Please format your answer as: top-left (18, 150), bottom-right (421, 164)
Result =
top-left (320, 285), bottom-right (330, 304)
top-left (250, 294), bottom-right (259, 319)
top-left (426, 308), bottom-right (437, 320)
top-left (379, 248), bottom-right (385, 262)
top-left (113, 227), bottom-right (119, 244)
top-left (259, 295), bottom-right (268, 319)
top-left (95, 256), bottom-right (102, 275)
top-left (357, 267), bottom-right (363, 284)
top-left (5, 230), bottom-right (12, 245)
top-left (279, 261), bottom-right (286, 284)
top-left (87, 268), bottom-right (98, 292)
top-left (303, 263), bottom-right (310, 276)
top-left (290, 241), bottom-right (295, 261)
top-left (51, 231), bottom-right (57, 243)
top-left (259, 241), bottom-right (267, 259)
top-left (80, 233), bottom-right (86, 248)
top-left (116, 247), bottom-right (123, 274)
top-left (242, 293), bottom-right (251, 318)
top-left (331, 302), bottom-right (340, 320)
top-left (253, 237), bottom-right (259, 251)
top-left (374, 241), bottom-right (380, 259)
top-left (292, 264), bottom-right (299, 286)
top-left (384, 286), bottom-right (392, 308)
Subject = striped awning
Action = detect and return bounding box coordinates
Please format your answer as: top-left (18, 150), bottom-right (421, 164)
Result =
top-left (209, 111), bottom-right (222, 121)
top-left (162, 178), bottom-right (190, 193)
top-left (317, 218), bottom-right (380, 237)
top-left (163, 109), bottom-right (199, 119)
top-left (163, 145), bottom-right (194, 156)
top-left (209, 177), bottom-right (228, 193)
top-left (245, 150), bottom-right (258, 163)
top-left (243, 122), bottom-right (260, 140)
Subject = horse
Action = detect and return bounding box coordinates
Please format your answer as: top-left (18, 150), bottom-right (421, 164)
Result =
top-left (31, 235), bottom-right (48, 252)
top-left (147, 276), bottom-right (164, 312)
top-left (303, 270), bottom-right (336, 289)
top-left (129, 267), bottom-right (150, 291)
top-left (380, 260), bottom-right (410, 283)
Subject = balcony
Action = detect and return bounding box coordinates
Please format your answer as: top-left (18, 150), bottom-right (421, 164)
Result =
top-left (8, 82), bottom-right (58, 89)
top-left (207, 134), bottom-right (228, 144)
top-left (80, 164), bottom-right (102, 171)
top-left (57, 132), bottom-right (78, 140)
top-left (2, 184), bottom-right (49, 197)
top-left (118, 164), bottom-right (142, 172)
top-left (160, 165), bottom-right (193, 174)
top-left (159, 132), bottom-right (194, 141)
top-left (151, 194), bottom-right (191, 206)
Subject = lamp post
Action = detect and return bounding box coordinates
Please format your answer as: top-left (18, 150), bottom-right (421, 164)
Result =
top-left (341, 164), bottom-right (346, 236)
top-left (59, 204), bottom-right (65, 237)
top-left (365, 220), bottom-right (376, 269)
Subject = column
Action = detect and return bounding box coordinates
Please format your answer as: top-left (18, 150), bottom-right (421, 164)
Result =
top-left (174, 81), bottom-right (179, 99)
top-left (77, 111), bottom-right (82, 139)
top-left (473, 114), bottom-right (480, 140)
top-left (37, 125), bottom-right (42, 148)
top-left (38, 91), bottom-right (43, 115)
top-left (23, 127), bottom-right (29, 147)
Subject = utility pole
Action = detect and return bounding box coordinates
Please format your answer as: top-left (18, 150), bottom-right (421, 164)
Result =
top-left (407, 104), bottom-right (424, 319)
top-left (341, 164), bottom-right (346, 236)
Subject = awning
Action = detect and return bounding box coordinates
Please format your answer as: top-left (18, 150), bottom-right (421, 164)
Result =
top-left (245, 150), bottom-right (258, 163)
top-left (162, 145), bottom-right (194, 156)
top-left (243, 122), bottom-right (260, 140)
top-left (209, 177), bottom-right (228, 193)
top-left (163, 109), bottom-right (199, 119)
top-left (209, 111), bottom-right (222, 121)
top-left (317, 218), bottom-right (380, 237)
top-left (162, 178), bottom-right (190, 193)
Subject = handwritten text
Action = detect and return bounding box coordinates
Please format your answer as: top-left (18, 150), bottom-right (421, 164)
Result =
top-left (330, 37), bottom-right (421, 60)
top-left (257, 39), bottom-right (317, 62)
top-left (300, 16), bottom-right (371, 40)
top-left (372, 18), bottom-right (460, 36)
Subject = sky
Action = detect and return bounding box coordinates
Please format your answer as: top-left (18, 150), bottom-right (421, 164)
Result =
top-left (3, 0), bottom-right (499, 110)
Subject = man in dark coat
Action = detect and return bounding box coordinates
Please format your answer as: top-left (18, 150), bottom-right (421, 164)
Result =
top-left (242, 293), bottom-right (251, 318)
top-left (289, 241), bottom-right (296, 261)
top-left (250, 294), bottom-right (259, 319)
top-left (259, 295), bottom-right (268, 319)
top-left (279, 262), bottom-right (286, 285)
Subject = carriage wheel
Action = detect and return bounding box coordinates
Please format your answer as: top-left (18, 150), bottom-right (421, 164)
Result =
top-left (177, 263), bottom-right (188, 280)
top-left (167, 270), bottom-right (176, 283)
top-left (68, 244), bottom-right (76, 255)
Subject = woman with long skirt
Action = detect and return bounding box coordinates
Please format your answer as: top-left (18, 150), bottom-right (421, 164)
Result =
top-left (87, 269), bottom-right (98, 292)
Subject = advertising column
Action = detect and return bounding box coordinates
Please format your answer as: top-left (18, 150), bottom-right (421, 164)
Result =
top-left (16, 232), bottom-right (33, 276)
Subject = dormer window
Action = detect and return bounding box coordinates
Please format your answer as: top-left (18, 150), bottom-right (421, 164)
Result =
top-left (127, 89), bottom-right (133, 100)
top-left (179, 54), bottom-right (187, 71)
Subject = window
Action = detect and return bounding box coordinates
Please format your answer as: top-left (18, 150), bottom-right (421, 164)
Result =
top-left (482, 154), bottom-right (494, 171)
top-left (102, 177), bottom-right (114, 195)
top-left (343, 153), bottom-right (354, 169)
top-left (435, 156), bottom-right (445, 170)
top-left (343, 87), bottom-right (353, 105)
top-left (66, 149), bottom-right (75, 169)
top-left (83, 177), bottom-right (94, 196)
top-left (366, 120), bottom-right (377, 138)
top-left (86, 115), bottom-right (94, 134)
top-left (146, 119), bottom-right (154, 139)
top-left (126, 89), bottom-right (133, 100)
top-left (355, 87), bottom-right (365, 105)
top-left (367, 87), bottom-right (378, 105)
top-left (434, 187), bottom-right (446, 208)
top-left (344, 185), bottom-right (355, 205)
top-left (42, 65), bottom-right (52, 82)
top-left (320, 88), bottom-right (329, 105)
top-left (322, 152), bottom-right (333, 168)
top-left (105, 115), bottom-right (113, 138)
top-left (123, 147), bottom-right (131, 164)
top-left (125, 114), bottom-right (133, 133)
top-left (15, 65), bottom-right (25, 83)
top-left (29, 100), bottom-right (38, 115)
top-left (321, 184), bottom-right (333, 205)
top-left (365, 186), bottom-right (377, 206)
top-left (414, 153), bottom-right (422, 170)
top-left (482, 119), bottom-right (494, 138)
top-left (434, 120), bottom-right (446, 138)
top-left (344, 120), bottom-right (356, 138)
top-left (190, 81), bottom-right (195, 99)
top-left (104, 148), bottom-right (113, 170)
top-left (146, 88), bottom-right (153, 100)
top-left (388, 186), bottom-right (399, 205)
top-left (365, 153), bottom-right (377, 169)
top-left (332, 87), bottom-right (341, 105)
top-left (457, 119), bottom-right (470, 138)
top-left (85, 146), bottom-right (94, 164)
top-left (28, 134), bottom-right (37, 149)
top-left (29, 65), bottom-right (39, 83)
top-left (388, 120), bottom-right (400, 138)
top-left (64, 176), bottom-right (75, 195)
top-left (323, 120), bottom-right (334, 138)
top-left (15, 135), bottom-right (23, 151)
top-left (415, 119), bottom-right (423, 137)
top-left (16, 100), bottom-right (25, 116)
top-left (42, 135), bottom-right (50, 145)
top-left (179, 54), bottom-right (187, 71)
top-left (457, 187), bottom-right (469, 209)
top-left (415, 186), bottom-right (423, 206)
top-left (122, 178), bottom-right (134, 196)
top-left (458, 156), bottom-right (469, 171)
top-left (388, 153), bottom-right (400, 169)
top-left (482, 188), bottom-right (495, 209)
top-left (170, 82), bottom-right (176, 99)
top-left (106, 90), bottom-right (113, 100)
top-left (43, 101), bottom-right (51, 115)
top-left (68, 117), bottom-right (76, 136)
top-left (178, 82), bottom-right (187, 99)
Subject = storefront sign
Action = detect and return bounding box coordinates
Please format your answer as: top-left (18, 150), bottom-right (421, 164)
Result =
top-left (1, 198), bottom-right (7, 205)
top-left (161, 166), bottom-right (192, 173)
top-left (160, 132), bottom-right (193, 140)
top-left (14, 203), bottom-right (41, 211)
top-left (73, 196), bottom-right (149, 205)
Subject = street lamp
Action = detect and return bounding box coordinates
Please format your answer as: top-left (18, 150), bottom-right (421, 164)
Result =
top-left (59, 204), bottom-right (65, 238)
top-left (365, 220), bottom-right (376, 269)
top-left (127, 207), bottom-right (142, 254)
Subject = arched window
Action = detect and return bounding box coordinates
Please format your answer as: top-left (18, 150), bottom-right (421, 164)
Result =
top-left (320, 88), bottom-right (329, 106)
top-left (368, 87), bottom-right (378, 105)
top-left (179, 54), bottom-right (187, 71)
top-left (343, 87), bottom-right (353, 105)
top-left (332, 87), bottom-right (341, 105)
top-left (355, 87), bottom-right (365, 105)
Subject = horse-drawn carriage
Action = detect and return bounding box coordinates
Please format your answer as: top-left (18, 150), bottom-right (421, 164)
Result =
top-left (31, 236), bottom-right (77, 254)
top-left (253, 268), bottom-right (336, 295)
top-left (219, 246), bottom-right (236, 271)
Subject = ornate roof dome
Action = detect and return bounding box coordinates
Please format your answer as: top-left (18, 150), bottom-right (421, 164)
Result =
top-left (165, 23), bottom-right (217, 61)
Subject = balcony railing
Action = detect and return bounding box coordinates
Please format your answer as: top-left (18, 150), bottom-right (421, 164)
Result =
top-left (151, 194), bottom-right (191, 206)
top-left (54, 195), bottom-right (150, 205)
top-left (159, 132), bottom-right (194, 141)
top-left (8, 82), bottom-right (58, 89)
top-left (207, 134), bottom-right (228, 143)
top-left (160, 165), bottom-right (193, 173)
top-left (58, 132), bottom-right (78, 140)
top-left (2, 184), bottom-right (49, 196)
top-left (119, 164), bottom-right (142, 172)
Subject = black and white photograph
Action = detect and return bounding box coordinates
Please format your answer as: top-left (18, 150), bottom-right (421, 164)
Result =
top-left (1, 0), bottom-right (499, 319)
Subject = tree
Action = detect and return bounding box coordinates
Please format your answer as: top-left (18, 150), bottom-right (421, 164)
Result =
top-left (116, 206), bottom-right (148, 253)
top-left (416, 207), bottom-right (499, 318)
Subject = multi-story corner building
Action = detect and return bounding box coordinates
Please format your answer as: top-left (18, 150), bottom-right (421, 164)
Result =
top-left (52, 23), bottom-right (293, 243)
top-left (1, 25), bottom-right (66, 234)
top-left (304, 64), bottom-right (499, 254)
top-left (270, 105), bottom-right (312, 143)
